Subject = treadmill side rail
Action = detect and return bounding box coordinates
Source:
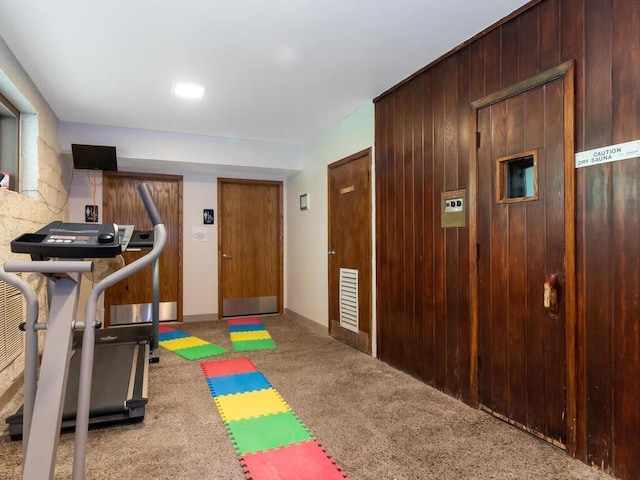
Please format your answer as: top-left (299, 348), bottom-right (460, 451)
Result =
top-left (22, 278), bottom-right (79, 480)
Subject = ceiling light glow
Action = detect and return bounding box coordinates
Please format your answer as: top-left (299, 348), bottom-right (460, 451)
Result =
top-left (172, 83), bottom-right (205, 99)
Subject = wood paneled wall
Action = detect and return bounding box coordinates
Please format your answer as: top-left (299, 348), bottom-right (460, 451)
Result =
top-left (374, 0), bottom-right (640, 478)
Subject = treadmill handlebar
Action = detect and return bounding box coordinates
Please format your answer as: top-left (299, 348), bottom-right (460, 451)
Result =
top-left (4, 260), bottom-right (93, 274)
top-left (0, 265), bottom-right (39, 453)
top-left (84, 182), bottom-right (166, 325)
top-left (137, 183), bottom-right (163, 227)
top-left (73, 185), bottom-right (167, 479)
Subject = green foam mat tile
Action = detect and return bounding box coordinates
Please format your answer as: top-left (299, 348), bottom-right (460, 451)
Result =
top-left (226, 411), bottom-right (313, 455)
top-left (174, 343), bottom-right (228, 360)
top-left (232, 338), bottom-right (277, 352)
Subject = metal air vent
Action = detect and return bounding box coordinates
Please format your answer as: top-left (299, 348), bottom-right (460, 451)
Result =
top-left (0, 274), bottom-right (24, 371)
top-left (339, 268), bottom-right (359, 333)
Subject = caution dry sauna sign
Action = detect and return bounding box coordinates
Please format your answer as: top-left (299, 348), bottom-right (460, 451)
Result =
top-left (575, 139), bottom-right (640, 168)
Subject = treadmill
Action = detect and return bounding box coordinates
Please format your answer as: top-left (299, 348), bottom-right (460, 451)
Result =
top-left (1, 184), bottom-right (166, 479)
top-left (5, 204), bottom-right (163, 440)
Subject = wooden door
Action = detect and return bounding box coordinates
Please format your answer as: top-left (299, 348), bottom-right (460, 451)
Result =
top-left (475, 71), bottom-right (574, 447)
top-left (328, 149), bottom-right (372, 354)
top-left (102, 172), bottom-right (183, 326)
top-left (218, 179), bottom-right (283, 317)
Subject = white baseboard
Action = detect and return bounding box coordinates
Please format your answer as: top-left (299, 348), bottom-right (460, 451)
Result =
top-left (182, 313), bottom-right (219, 323)
top-left (285, 309), bottom-right (329, 337)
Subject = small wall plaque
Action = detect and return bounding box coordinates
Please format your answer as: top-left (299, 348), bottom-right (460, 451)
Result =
top-left (575, 139), bottom-right (640, 168)
top-left (300, 193), bottom-right (309, 210)
top-left (85, 205), bottom-right (98, 223)
top-left (203, 209), bottom-right (214, 224)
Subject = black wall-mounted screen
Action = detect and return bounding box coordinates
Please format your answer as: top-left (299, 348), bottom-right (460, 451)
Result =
top-left (72, 144), bottom-right (118, 171)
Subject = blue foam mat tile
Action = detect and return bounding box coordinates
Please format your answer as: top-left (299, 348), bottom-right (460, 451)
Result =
top-left (158, 330), bottom-right (191, 341)
top-left (228, 324), bottom-right (266, 333)
top-left (206, 371), bottom-right (272, 397)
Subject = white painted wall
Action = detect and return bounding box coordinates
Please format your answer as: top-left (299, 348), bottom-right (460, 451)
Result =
top-left (60, 113), bottom-right (301, 318)
top-left (286, 103), bottom-right (375, 327)
top-left (181, 174), bottom-right (218, 316)
top-left (68, 169), bottom-right (103, 223)
top-left (0, 35), bottom-right (372, 402)
top-left (67, 152), bottom-right (292, 318)
top-left (69, 170), bottom-right (220, 317)
top-left (63, 122), bottom-right (303, 318)
top-left (60, 122), bottom-right (302, 178)
top-left (65, 104), bottom-right (373, 323)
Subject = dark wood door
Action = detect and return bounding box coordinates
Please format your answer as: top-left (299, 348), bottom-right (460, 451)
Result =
top-left (102, 172), bottom-right (183, 326)
top-left (328, 149), bottom-right (372, 353)
top-left (476, 78), bottom-right (567, 446)
top-left (218, 179), bottom-right (283, 317)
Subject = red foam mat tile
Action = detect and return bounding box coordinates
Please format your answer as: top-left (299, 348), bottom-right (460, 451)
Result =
top-left (226, 317), bottom-right (263, 326)
top-left (158, 324), bottom-right (178, 333)
top-left (201, 357), bottom-right (258, 378)
top-left (238, 440), bottom-right (349, 480)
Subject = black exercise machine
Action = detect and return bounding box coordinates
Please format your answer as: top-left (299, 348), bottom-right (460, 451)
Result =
top-left (0, 183), bottom-right (166, 479)
top-left (6, 227), bottom-right (159, 439)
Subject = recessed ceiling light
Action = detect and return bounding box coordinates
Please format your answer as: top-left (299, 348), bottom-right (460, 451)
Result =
top-left (172, 82), bottom-right (205, 99)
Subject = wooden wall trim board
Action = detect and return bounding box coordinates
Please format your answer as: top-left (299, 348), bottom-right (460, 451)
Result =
top-left (0, 370), bottom-right (23, 413)
top-left (329, 148), bottom-right (372, 169)
top-left (469, 61), bottom-right (574, 109)
top-left (104, 171), bottom-right (184, 182)
top-left (468, 109), bottom-right (479, 408)
top-left (562, 62), bottom-right (577, 458)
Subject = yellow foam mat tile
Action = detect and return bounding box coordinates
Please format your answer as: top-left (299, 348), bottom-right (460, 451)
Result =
top-left (230, 330), bottom-right (272, 342)
top-left (214, 388), bottom-right (290, 422)
top-left (159, 336), bottom-right (209, 351)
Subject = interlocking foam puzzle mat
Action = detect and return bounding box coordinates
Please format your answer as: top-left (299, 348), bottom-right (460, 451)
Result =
top-left (200, 357), bottom-right (349, 480)
top-left (227, 317), bottom-right (276, 352)
top-left (158, 325), bottom-right (227, 360)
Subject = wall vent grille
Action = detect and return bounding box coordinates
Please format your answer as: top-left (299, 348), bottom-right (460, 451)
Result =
top-left (0, 274), bottom-right (24, 371)
top-left (339, 268), bottom-right (359, 333)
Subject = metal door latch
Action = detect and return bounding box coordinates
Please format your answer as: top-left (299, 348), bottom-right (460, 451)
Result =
top-left (544, 274), bottom-right (558, 312)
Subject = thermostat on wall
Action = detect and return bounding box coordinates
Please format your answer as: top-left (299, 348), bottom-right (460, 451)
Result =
top-left (441, 189), bottom-right (466, 228)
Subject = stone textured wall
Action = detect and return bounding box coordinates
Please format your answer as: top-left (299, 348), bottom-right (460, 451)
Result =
top-left (0, 36), bottom-right (70, 399)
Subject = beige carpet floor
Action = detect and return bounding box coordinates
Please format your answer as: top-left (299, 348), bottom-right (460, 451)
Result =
top-left (0, 313), bottom-right (614, 480)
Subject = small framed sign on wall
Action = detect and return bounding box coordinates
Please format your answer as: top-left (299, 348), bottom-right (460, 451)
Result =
top-left (85, 205), bottom-right (98, 223)
top-left (299, 193), bottom-right (309, 210)
top-left (203, 209), bottom-right (214, 224)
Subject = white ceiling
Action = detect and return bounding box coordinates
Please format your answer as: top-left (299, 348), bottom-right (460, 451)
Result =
top-left (0, 0), bottom-right (527, 145)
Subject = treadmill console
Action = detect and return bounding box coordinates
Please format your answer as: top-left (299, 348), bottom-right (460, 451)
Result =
top-left (128, 230), bottom-right (154, 250)
top-left (11, 222), bottom-right (122, 259)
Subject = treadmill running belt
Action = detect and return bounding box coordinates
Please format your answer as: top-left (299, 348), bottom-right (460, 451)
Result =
top-left (64, 343), bottom-right (138, 419)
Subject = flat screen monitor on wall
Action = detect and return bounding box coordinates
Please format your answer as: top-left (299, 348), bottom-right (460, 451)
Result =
top-left (71, 144), bottom-right (118, 171)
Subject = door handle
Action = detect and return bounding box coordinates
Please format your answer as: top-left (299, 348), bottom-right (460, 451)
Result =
top-left (328, 250), bottom-right (336, 255)
top-left (222, 253), bottom-right (232, 259)
top-left (543, 274), bottom-right (558, 312)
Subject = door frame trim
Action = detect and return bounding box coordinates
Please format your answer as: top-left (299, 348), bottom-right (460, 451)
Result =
top-left (217, 178), bottom-right (284, 317)
top-left (468, 60), bottom-right (577, 453)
